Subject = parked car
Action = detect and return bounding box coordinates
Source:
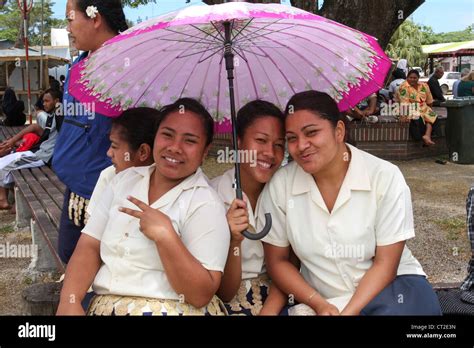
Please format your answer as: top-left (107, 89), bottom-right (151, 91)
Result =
top-left (420, 71), bottom-right (461, 94)
top-left (412, 66), bottom-right (425, 77)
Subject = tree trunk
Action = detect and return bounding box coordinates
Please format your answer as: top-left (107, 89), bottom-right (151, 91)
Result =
top-left (319, 0), bottom-right (425, 49)
top-left (203, 0), bottom-right (425, 50)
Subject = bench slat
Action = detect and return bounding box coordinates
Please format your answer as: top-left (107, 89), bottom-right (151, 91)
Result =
top-left (19, 169), bottom-right (62, 229)
top-left (30, 167), bottom-right (64, 210)
top-left (12, 170), bottom-right (65, 273)
top-left (40, 166), bottom-right (66, 195)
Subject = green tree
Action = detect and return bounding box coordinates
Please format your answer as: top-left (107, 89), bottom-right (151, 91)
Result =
top-left (0, 1), bottom-right (67, 47)
top-left (420, 25), bottom-right (474, 44)
top-left (386, 19), bottom-right (426, 67)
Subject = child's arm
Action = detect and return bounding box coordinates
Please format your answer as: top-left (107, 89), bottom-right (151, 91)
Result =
top-left (0, 124), bottom-right (44, 150)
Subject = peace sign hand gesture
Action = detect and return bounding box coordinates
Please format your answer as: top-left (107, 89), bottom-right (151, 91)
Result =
top-left (119, 196), bottom-right (174, 243)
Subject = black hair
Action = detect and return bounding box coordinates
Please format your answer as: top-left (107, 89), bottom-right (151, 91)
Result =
top-left (158, 98), bottom-right (214, 147)
top-left (112, 107), bottom-right (161, 152)
top-left (285, 90), bottom-right (355, 145)
top-left (75, 0), bottom-right (128, 34)
top-left (43, 88), bottom-right (62, 101)
top-left (392, 68), bottom-right (406, 80)
top-left (35, 94), bottom-right (45, 111)
top-left (285, 90), bottom-right (344, 128)
top-left (60, 75), bottom-right (66, 81)
top-left (236, 100), bottom-right (284, 139)
top-left (407, 69), bottom-right (420, 78)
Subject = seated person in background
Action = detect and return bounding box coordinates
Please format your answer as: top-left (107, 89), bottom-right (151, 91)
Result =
top-left (388, 68), bottom-right (406, 100)
top-left (453, 68), bottom-right (470, 98)
top-left (396, 69), bottom-right (438, 146)
top-left (427, 66), bottom-right (446, 104)
top-left (49, 76), bottom-right (61, 92)
top-left (0, 88), bottom-right (26, 127)
top-left (457, 71), bottom-right (474, 97)
top-left (0, 93), bottom-right (52, 157)
top-left (0, 89), bottom-right (61, 209)
top-left (346, 93), bottom-right (378, 122)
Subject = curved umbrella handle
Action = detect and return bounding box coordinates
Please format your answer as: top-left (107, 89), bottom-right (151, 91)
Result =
top-left (242, 213), bottom-right (272, 240)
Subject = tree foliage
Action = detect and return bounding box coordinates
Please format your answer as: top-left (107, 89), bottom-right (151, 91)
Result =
top-left (386, 20), bottom-right (426, 67)
top-left (0, 1), bottom-right (67, 47)
top-left (419, 25), bottom-right (474, 45)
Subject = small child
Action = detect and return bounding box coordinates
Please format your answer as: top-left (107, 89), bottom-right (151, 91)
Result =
top-left (79, 107), bottom-right (161, 311)
top-left (86, 107), bottom-right (161, 217)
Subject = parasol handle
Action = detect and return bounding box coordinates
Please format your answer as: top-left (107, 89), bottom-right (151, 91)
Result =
top-left (224, 21), bottom-right (272, 241)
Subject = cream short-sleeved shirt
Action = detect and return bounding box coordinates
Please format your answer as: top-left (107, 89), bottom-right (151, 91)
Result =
top-left (83, 165), bottom-right (230, 300)
top-left (258, 144), bottom-right (425, 308)
top-left (86, 165), bottom-right (116, 215)
top-left (210, 168), bottom-right (265, 280)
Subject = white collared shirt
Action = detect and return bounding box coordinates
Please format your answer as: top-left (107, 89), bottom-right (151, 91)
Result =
top-left (83, 165), bottom-right (230, 300)
top-left (258, 144), bottom-right (425, 307)
top-left (86, 165), bottom-right (116, 215)
top-left (210, 168), bottom-right (265, 280)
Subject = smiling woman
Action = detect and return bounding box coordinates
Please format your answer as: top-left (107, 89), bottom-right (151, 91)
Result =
top-left (259, 90), bottom-right (442, 316)
top-left (56, 98), bottom-right (231, 316)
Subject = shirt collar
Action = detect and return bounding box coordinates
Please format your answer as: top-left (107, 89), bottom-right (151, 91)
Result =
top-left (292, 143), bottom-right (372, 196)
top-left (131, 164), bottom-right (210, 209)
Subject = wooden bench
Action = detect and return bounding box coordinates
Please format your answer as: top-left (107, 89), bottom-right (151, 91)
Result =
top-left (0, 125), bottom-right (65, 314)
top-left (12, 166), bottom-right (66, 315)
top-left (0, 125), bottom-right (27, 142)
top-left (12, 166), bottom-right (66, 274)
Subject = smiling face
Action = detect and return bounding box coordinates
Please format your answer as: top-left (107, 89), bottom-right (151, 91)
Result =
top-left (238, 116), bottom-right (285, 185)
top-left (285, 110), bottom-right (345, 175)
top-left (66, 0), bottom-right (95, 51)
top-left (153, 111), bottom-right (209, 182)
top-left (407, 72), bottom-right (419, 87)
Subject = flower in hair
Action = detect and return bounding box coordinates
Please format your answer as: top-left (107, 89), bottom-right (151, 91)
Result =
top-left (86, 5), bottom-right (99, 19)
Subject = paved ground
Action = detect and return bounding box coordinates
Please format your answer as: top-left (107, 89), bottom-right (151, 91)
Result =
top-left (0, 155), bottom-right (472, 314)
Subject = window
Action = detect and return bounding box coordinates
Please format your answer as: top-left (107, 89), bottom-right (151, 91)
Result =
top-left (447, 73), bottom-right (461, 79)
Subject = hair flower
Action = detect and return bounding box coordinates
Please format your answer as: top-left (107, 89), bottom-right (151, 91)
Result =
top-left (86, 5), bottom-right (99, 19)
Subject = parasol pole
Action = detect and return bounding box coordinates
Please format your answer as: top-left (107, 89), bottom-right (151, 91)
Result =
top-left (223, 21), bottom-right (272, 241)
top-left (18, 0), bottom-right (34, 124)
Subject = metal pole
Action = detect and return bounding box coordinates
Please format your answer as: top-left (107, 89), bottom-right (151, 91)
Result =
top-left (223, 22), bottom-right (243, 201)
top-left (223, 21), bottom-right (272, 241)
top-left (40, 0), bottom-right (44, 90)
top-left (19, 0), bottom-right (33, 124)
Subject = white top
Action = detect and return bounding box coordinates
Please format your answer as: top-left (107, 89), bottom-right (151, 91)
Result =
top-left (258, 144), bottom-right (425, 307)
top-left (36, 110), bottom-right (48, 128)
top-left (210, 168), bottom-right (265, 280)
top-left (82, 165), bottom-right (230, 300)
top-left (86, 165), bottom-right (116, 215)
top-left (389, 78), bottom-right (405, 94)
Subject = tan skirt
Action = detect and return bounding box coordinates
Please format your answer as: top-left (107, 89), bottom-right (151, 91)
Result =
top-left (87, 294), bottom-right (227, 316)
top-left (224, 273), bottom-right (271, 316)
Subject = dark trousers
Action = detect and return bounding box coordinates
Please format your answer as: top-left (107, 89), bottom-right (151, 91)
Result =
top-left (58, 188), bottom-right (94, 310)
top-left (361, 275), bottom-right (442, 315)
top-left (58, 188), bottom-right (84, 264)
